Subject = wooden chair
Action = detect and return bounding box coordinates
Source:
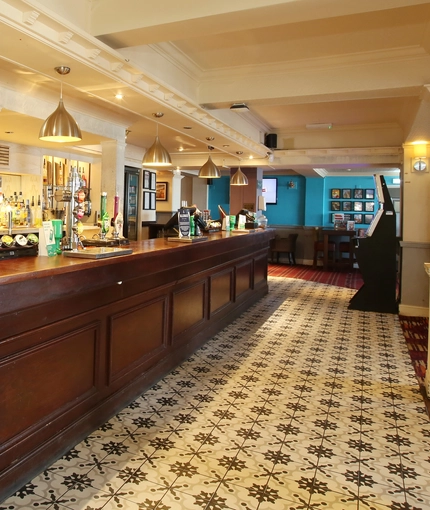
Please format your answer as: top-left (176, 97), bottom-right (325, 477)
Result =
top-left (313, 240), bottom-right (336, 268)
top-left (271, 233), bottom-right (298, 264)
top-left (338, 241), bottom-right (355, 269)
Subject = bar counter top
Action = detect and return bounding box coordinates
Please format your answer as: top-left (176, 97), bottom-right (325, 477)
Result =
top-left (0, 229), bottom-right (271, 285)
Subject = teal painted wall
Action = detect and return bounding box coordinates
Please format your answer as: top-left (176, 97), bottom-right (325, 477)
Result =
top-left (207, 174), bottom-right (396, 227)
top-left (208, 176), bottom-right (230, 218)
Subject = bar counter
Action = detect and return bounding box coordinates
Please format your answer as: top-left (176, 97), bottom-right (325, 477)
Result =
top-left (0, 229), bottom-right (274, 502)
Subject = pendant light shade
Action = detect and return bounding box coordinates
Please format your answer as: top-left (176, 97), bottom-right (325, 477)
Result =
top-left (230, 167), bottom-right (248, 186)
top-left (198, 155), bottom-right (221, 178)
top-left (142, 135), bottom-right (172, 167)
top-left (39, 66), bottom-right (82, 143)
top-left (39, 98), bottom-right (82, 143)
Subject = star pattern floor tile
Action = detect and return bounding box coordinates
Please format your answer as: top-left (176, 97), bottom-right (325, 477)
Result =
top-left (1, 277), bottom-right (430, 510)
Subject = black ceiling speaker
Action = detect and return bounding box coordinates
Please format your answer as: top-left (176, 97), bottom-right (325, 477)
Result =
top-left (264, 133), bottom-right (277, 149)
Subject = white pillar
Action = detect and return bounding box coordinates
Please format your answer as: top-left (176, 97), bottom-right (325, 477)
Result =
top-left (101, 140), bottom-right (126, 217)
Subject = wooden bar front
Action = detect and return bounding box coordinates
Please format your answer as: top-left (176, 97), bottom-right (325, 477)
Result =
top-left (0, 230), bottom-right (274, 502)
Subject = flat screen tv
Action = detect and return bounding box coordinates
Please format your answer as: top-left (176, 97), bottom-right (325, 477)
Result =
top-left (262, 178), bottom-right (277, 205)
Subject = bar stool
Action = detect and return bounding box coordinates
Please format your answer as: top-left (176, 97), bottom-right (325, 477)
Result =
top-left (313, 240), bottom-right (336, 268)
top-left (338, 241), bottom-right (354, 269)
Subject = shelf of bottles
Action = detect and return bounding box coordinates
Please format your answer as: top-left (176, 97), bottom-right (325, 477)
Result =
top-left (43, 156), bottom-right (91, 219)
top-left (42, 156), bottom-right (92, 251)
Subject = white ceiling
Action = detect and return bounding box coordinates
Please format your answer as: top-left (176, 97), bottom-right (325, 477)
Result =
top-left (0, 0), bottom-right (429, 177)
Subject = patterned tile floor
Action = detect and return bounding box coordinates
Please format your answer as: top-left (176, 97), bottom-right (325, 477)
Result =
top-left (2, 277), bottom-right (430, 510)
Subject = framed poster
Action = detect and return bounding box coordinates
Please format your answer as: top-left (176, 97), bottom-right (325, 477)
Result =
top-left (365, 189), bottom-right (375, 199)
top-left (353, 214), bottom-right (363, 224)
top-left (331, 189), bottom-right (340, 199)
top-left (353, 201), bottom-right (363, 212)
top-left (150, 172), bottom-right (156, 190)
top-left (150, 192), bottom-right (156, 210)
top-left (331, 201), bottom-right (341, 211)
top-left (143, 170), bottom-right (150, 189)
top-left (364, 214), bottom-right (373, 224)
top-left (156, 182), bottom-right (168, 201)
top-left (353, 189), bottom-right (363, 199)
top-left (365, 201), bottom-right (374, 212)
top-left (342, 201), bottom-right (352, 211)
top-left (342, 189), bottom-right (351, 199)
top-left (143, 191), bottom-right (150, 210)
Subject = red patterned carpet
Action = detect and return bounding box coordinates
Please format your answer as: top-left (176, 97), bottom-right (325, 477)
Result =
top-left (268, 263), bottom-right (363, 290)
top-left (398, 315), bottom-right (428, 388)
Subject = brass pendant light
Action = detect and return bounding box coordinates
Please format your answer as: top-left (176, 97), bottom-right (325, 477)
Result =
top-left (230, 165), bottom-right (248, 186)
top-left (142, 113), bottom-right (172, 167)
top-left (39, 66), bottom-right (82, 143)
top-left (198, 155), bottom-right (221, 178)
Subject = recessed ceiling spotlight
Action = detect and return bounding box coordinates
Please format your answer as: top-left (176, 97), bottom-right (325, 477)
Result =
top-left (208, 145), bottom-right (215, 150)
top-left (177, 147), bottom-right (184, 152)
top-left (183, 126), bottom-right (192, 129)
top-left (223, 144), bottom-right (230, 148)
top-left (115, 93), bottom-right (124, 100)
top-left (206, 136), bottom-right (215, 141)
top-left (152, 112), bottom-right (164, 118)
top-left (236, 151), bottom-right (243, 155)
top-left (230, 103), bottom-right (249, 111)
top-left (249, 155), bottom-right (254, 160)
top-left (4, 131), bottom-right (14, 134)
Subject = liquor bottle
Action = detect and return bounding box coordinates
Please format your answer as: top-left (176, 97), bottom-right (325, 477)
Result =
top-left (100, 192), bottom-right (110, 236)
top-left (43, 158), bottom-right (48, 185)
top-left (34, 195), bottom-right (43, 228)
top-left (25, 199), bottom-right (32, 227)
top-left (81, 168), bottom-right (87, 188)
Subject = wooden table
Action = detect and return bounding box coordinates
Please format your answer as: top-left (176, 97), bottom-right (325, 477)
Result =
top-left (322, 228), bottom-right (356, 271)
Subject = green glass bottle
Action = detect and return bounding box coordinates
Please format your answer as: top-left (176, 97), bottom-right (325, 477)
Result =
top-left (100, 192), bottom-right (110, 236)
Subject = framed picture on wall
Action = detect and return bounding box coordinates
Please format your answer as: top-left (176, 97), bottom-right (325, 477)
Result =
top-left (343, 213), bottom-right (351, 220)
top-left (331, 201), bottom-right (341, 211)
top-left (353, 189), bottom-right (363, 199)
top-left (365, 189), bottom-right (375, 199)
top-left (364, 214), bottom-right (373, 224)
top-left (150, 172), bottom-right (156, 190)
top-left (353, 201), bottom-right (363, 211)
top-left (342, 201), bottom-right (352, 211)
top-left (353, 214), bottom-right (363, 224)
top-left (342, 189), bottom-right (351, 199)
top-left (143, 170), bottom-right (150, 189)
top-left (150, 192), bottom-right (156, 210)
top-left (143, 191), bottom-right (150, 210)
top-left (156, 182), bottom-right (168, 201)
top-left (365, 201), bottom-right (374, 212)
top-left (331, 189), bottom-right (340, 199)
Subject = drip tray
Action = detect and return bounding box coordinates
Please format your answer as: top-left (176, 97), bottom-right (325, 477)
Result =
top-left (63, 247), bottom-right (133, 259)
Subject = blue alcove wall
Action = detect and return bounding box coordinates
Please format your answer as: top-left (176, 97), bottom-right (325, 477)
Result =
top-left (208, 174), bottom-right (397, 227)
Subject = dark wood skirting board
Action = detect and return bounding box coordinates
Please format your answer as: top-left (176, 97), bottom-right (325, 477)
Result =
top-left (0, 230), bottom-right (274, 502)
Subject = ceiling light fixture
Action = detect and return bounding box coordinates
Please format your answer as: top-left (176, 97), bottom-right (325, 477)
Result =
top-left (198, 147), bottom-right (220, 178)
top-left (39, 66), bottom-right (82, 143)
top-left (306, 123), bottom-right (333, 130)
top-left (230, 103), bottom-right (249, 112)
top-left (230, 161), bottom-right (248, 186)
top-left (142, 113), bottom-right (172, 167)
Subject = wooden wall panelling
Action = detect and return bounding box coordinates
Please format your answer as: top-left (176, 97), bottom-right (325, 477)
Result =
top-left (108, 294), bottom-right (169, 386)
top-left (235, 259), bottom-right (253, 299)
top-left (210, 268), bottom-right (233, 316)
top-left (172, 279), bottom-right (207, 342)
top-left (0, 319), bottom-right (101, 474)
